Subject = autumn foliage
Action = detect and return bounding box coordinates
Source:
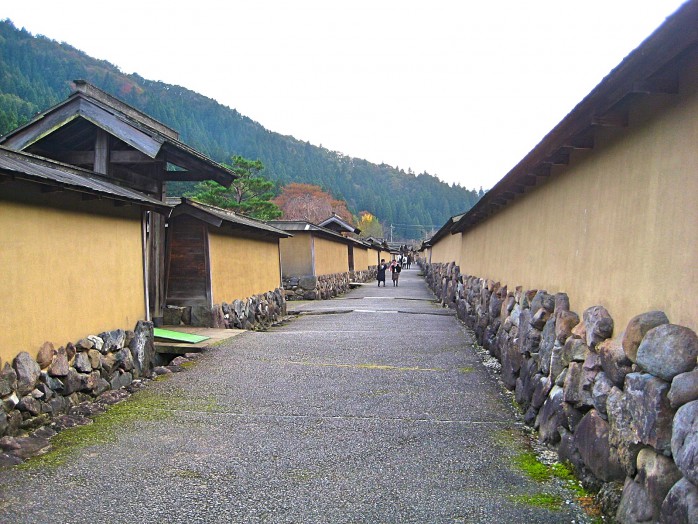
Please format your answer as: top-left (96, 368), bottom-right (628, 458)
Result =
top-left (273, 183), bottom-right (354, 225)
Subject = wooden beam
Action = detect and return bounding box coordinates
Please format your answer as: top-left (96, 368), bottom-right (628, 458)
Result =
top-left (94, 128), bottom-right (109, 174)
top-left (82, 194), bottom-right (99, 201)
top-left (41, 185), bottom-right (63, 193)
top-left (520, 174), bottom-right (537, 186)
top-left (632, 75), bottom-right (679, 95)
top-left (110, 165), bottom-right (161, 194)
top-left (61, 149), bottom-right (154, 165)
top-left (542, 150), bottom-right (570, 166)
top-left (592, 110), bottom-right (628, 128)
top-left (565, 135), bottom-right (595, 150)
top-left (531, 164), bottom-right (551, 178)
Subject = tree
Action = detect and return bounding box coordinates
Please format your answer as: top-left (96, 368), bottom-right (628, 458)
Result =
top-left (185, 155), bottom-right (282, 219)
top-left (357, 211), bottom-right (384, 239)
top-left (273, 183), bottom-right (353, 224)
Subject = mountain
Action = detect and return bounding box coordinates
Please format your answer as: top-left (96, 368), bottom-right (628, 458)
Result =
top-left (0, 19), bottom-right (481, 240)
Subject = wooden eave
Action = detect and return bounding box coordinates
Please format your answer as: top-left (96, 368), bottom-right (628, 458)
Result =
top-left (0, 84), bottom-right (236, 188)
top-left (453, 1), bottom-right (698, 234)
top-left (0, 146), bottom-right (171, 214)
top-left (171, 199), bottom-right (292, 240)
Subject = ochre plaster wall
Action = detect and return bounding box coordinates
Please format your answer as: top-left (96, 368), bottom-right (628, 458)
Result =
top-left (0, 187), bottom-right (145, 363)
top-left (353, 246), bottom-right (371, 271)
top-left (208, 230), bottom-right (281, 303)
top-left (458, 64), bottom-right (698, 333)
top-left (431, 232), bottom-right (462, 266)
top-left (279, 233), bottom-right (313, 276)
top-left (314, 236), bottom-right (350, 276)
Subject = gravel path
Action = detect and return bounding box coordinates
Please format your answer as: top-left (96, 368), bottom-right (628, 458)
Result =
top-left (0, 268), bottom-right (591, 523)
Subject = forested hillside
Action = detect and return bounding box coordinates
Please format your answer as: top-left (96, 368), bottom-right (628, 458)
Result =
top-left (0, 19), bottom-right (481, 239)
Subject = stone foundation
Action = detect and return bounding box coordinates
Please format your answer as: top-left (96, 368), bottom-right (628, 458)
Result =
top-left (164, 288), bottom-right (287, 330)
top-left (283, 268), bottom-right (377, 300)
top-left (0, 321), bottom-right (157, 446)
top-left (423, 261), bottom-right (698, 522)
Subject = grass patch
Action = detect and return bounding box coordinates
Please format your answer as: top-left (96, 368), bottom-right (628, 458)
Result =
top-left (550, 461), bottom-right (588, 497)
top-left (510, 492), bottom-right (563, 510)
top-left (513, 451), bottom-right (551, 482)
top-left (20, 389), bottom-right (181, 469)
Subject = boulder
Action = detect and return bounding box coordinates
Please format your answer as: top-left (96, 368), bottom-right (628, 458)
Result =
top-left (299, 275), bottom-right (318, 290)
top-left (636, 324), bottom-right (698, 382)
top-left (623, 310), bottom-right (670, 363)
top-left (616, 448), bottom-right (682, 524)
top-left (530, 290), bottom-right (555, 315)
top-left (36, 341), bottom-right (55, 369)
top-left (607, 386), bottom-right (643, 477)
top-left (671, 400), bottom-right (698, 484)
top-left (129, 320), bottom-right (155, 378)
top-left (73, 352), bottom-right (92, 374)
top-left (87, 335), bottom-right (104, 352)
top-left (555, 309), bottom-right (579, 344)
top-left (536, 385), bottom-right (566, 444)
top-left (583, 305), bottom-right (614, 350)
top-left (530, 308), bottom-right (551, 331)
top-left (531, 375), bottom-right (552, 410)
top-left (12, 352), bottom-right (41, 396)
top-left (598, 337), bottom-right (633, 388)
top-left (47, 346), bottom-right (70, 377)
top-left (669, 369), bottom-right (698, 409)
top-left (98, 329), bottom-right (126, 353)
top-left (624, 373), bottom-right (675, 455)
top-left (592, 371), bottom-right (614, 417)
top-left (190, 305), bottom-right (213, 327)
top-left (76, 338), bottom-right (94, 351)
top-left (552, 292), bottom-right (569, 313)
top-left (563, 361), bottom-right (594, 408)
top-left (0, 362), bottom-right (17, 397)
top-left (88, 349), bottom-right (102, 370)
top-left (538, 317), bottom-right (556, 376)
top-left (62, 369), bottom-right (90, 396)
top-left (659, 477), bottom-right (698, 524)
top-left (575, 409), bottom-right (624, 481)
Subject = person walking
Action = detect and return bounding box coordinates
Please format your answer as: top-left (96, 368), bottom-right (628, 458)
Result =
top-left (390, 259), bottom-right (402, 286)
top-left (377, 259), bottom-right (388, 287)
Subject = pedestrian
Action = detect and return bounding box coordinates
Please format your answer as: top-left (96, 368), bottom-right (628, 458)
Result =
top-left (377, 259), bottom-right (388, 287)
top-left (406, 254), bottom-right (412, 269)
top-left (390, 259), bottom-right (402, 286)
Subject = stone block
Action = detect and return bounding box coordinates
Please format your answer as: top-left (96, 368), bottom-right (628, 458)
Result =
top-left (624, 373), bottom-right (675, 455)
top-left (536, 385), bottom-right (566, 445)
top-left (555, 310), bottom-right (580, 344)
top-left (583, 305), bottom-right (614, 350)
top-left (636, 324), bottom-right (698, 382)
top-left (12, 352), bottom-right (41, 396)
top-left (598, 337), bottom-right (633, 388)
top-left (671, 400), bottom-right (698, 484)
top-left (575, 409), bottom-right (624, 481)
top-left (622, 310), bottom-right (669, 363)
top-left (659, 477), bottom-right (698, 524)
top-left (669, 369), bottom-right (698, 409)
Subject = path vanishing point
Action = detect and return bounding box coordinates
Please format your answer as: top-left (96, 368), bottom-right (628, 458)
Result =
top-left (0, 268), bottom-right (593, 523)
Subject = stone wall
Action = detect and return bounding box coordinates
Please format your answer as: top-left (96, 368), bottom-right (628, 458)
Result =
top-left (283, 268), bottom-right (377, 300)
top-left (423, 261), bottom-right (698, 523)
top-left (0, 321), bottom-right (156, 454)
top-left (164, 289), bottom-right (287, 330)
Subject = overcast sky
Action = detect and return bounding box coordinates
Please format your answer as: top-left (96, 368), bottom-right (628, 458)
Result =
top-left (1, 0), bottom-right (688, 190)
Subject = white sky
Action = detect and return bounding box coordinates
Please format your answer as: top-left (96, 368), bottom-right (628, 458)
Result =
top-left (1, 0), bottom-right (689, 190)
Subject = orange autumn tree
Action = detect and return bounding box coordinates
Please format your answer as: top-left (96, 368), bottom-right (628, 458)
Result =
top-left (273, 183), bottom-right (354, 225)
